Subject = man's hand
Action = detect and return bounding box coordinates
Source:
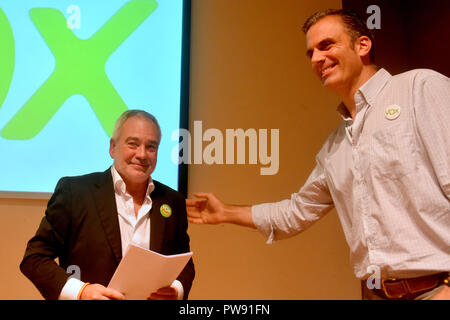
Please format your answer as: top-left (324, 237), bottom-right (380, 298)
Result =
top-left (148, 286), bottom-right (178, 300)
top-left (79, 283), bottom-right (125, 300)
top-left (186, 193), bottom-right (255, 228)
top-left (186, 192), bottom-right (226, 225)
top-left (430, 285), bottom-right (450, 300)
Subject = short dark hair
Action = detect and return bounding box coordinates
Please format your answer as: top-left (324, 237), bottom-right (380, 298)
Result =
top-left (302, 9), bottom-right (375, 62)
top-left (112, 109), bottom-right (162, 144)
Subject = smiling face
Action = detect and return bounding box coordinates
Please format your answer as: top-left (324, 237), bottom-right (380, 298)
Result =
top-left (109, 116), bottom-right (159, 189)
top-left (305, 15), bottom-right (365, 94)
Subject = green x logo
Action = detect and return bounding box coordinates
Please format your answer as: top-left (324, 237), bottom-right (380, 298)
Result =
top-left (0, 8), bottom-right (14, 112)
top-left (1, 0), bottom-right (158, 140)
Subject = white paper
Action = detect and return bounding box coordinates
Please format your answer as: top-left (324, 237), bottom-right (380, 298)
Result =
top-left (108, 244), bottom-right (193, 300)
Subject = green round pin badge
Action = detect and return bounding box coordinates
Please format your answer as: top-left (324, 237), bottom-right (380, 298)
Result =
top-left (160, 204), bottom-right (172, 218)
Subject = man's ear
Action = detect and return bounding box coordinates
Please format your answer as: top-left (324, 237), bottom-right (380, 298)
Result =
top-left (356, 35), bottom-right (372, 60)
top-left (109, 138), bottom-right (116, 159)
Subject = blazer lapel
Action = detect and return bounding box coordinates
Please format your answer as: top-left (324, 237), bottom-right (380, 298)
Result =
top-left (149, 184), bottom-right (166, 253)
top-left (93, 169), bottom-right (122, 263)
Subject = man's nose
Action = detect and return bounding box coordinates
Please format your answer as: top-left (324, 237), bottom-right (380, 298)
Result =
top-left (135, 145), bottom-right (146, 158)
top-left (310, 49), bottom-right (325, 76)
top-left (311, 48), bottom-right (324, 64)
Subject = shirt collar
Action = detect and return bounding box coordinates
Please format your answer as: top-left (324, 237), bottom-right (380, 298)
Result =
top-left (357, 68), bottom-right (391, 107)
top-left (336, 68), bottom-right (391, 120)
top-left (337, 102), bottom-right (352, 121)
top-left (111, 165), bottom-right (155, 199)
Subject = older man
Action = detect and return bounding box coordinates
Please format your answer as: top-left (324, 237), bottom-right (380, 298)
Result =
top-left (187, 9), bottom-right (449, 300)
top-left (21, 110), bottom-right (195, 300)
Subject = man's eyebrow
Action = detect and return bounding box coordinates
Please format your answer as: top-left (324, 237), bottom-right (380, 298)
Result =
top-left (318, 38), bottom-right (334, 47)
top-left (125, 136), bottom-right (158, 145)
top-left (305, 38), bottom-right (335, 57)
top-left (146, 139), bottom-right (159, 146)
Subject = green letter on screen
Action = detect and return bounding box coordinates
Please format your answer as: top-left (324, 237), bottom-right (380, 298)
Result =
top-left (0, 9), bottom-right (15, 110)
top-left (1, 0), bottom-right (158, 140)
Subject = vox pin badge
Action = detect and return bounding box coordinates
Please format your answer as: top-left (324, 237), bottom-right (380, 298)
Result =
top-left (160, 204), bottom-right (172, 218)
top-left (385, 104), bottom-right (401, 120)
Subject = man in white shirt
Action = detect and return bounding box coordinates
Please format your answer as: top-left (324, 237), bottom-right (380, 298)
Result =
top-left (187, 9), bottom-right (449, 300)
top-left (21, 110), bottom-right (195, 300)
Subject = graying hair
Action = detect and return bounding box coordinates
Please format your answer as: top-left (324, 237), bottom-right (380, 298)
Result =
top-left (112, 109), bottom-right (162, 143)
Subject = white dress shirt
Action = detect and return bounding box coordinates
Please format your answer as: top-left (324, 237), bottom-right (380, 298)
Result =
top-left (252, 68), bottom-right (450, 279)
top-left (59, 166), bottom-right (183, 299)
top-left (113, 165), bottom-right (154, 256)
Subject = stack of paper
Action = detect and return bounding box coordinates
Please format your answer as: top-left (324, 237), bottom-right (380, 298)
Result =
top-left (108, 244), bottom-right (193, 300)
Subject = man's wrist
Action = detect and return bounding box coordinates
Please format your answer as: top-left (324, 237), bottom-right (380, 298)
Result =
top-left (77, 282), bottom-right (91, 300)
top-left (224, 205), bottom-right (254, 227)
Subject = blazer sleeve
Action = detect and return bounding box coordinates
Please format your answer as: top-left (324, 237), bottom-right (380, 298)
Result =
top-left (174, 192), bottom-right (195, 299)
top-left (20, 177), bottom-right (73, 300)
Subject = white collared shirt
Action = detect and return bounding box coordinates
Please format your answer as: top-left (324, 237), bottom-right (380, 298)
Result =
top-left (111, 165), bottom-right (154, 255)
top-left (59, 166), bottom-right (183, 299)
top-left (253, 68), bottom-right (450, 279)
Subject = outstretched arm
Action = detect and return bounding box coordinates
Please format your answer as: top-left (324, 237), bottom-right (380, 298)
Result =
top-left (186, 193), bottom-right (255, 228)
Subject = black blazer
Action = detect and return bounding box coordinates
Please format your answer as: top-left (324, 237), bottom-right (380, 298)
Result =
top-left (20, 169), bottom-right (195, 300)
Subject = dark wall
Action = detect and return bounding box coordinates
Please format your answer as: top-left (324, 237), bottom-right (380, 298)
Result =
top-left (343, 0), bottom-right (450, 77)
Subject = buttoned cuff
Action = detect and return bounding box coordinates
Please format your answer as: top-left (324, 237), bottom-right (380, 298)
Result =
top-left (58, 277), bottom-right (85, 300)
top-left (172, 280), bottom-right (184, 300)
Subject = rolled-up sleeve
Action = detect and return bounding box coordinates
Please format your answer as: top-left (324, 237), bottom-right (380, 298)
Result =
top-left (252, 163), bottom-right (334, 244)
